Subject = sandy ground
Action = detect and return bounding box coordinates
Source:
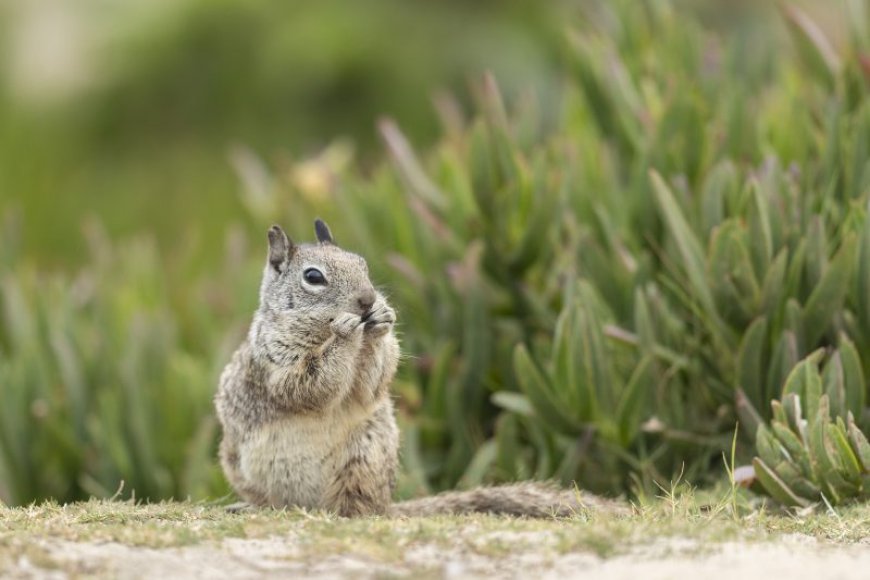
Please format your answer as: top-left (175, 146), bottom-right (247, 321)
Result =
top-left (9, 532), bottom-right (870, 580)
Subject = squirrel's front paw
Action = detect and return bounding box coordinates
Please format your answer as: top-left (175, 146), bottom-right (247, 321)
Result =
top-left (363, 304), bottom-right (395, 337)
top-left (330, 312), bottom-right (364, 339)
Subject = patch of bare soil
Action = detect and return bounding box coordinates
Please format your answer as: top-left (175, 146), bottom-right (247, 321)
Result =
top-left (10, 531), bottom-right (870, 579)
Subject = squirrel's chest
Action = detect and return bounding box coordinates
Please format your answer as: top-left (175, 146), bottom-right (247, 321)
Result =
top-left (238, 414), bottom-right (353, 509)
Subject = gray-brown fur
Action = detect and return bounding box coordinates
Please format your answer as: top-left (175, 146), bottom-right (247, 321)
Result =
top-left (390, 482), bottom-right (622, 517)
top-left (215, 221), bottom-right (612, 518)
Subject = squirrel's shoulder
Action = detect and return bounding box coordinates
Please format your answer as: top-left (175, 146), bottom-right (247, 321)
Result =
top-left (217, 339), bottom-right (258, 393)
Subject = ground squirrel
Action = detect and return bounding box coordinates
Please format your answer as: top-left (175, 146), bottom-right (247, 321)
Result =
top-left (215, 221), bottom-right (612, 517)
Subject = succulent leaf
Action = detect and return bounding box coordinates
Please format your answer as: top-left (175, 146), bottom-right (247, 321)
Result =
top-left (847, 415), bottom-right (870, 473)
top-left (737, 317), bottom-right (769, 411)
top-left (753, 458), bottom-right (812, 507)
top-left (513, 344), bottom-right (581, 436)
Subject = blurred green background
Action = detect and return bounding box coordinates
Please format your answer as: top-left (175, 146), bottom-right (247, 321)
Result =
top-left (2, 0), bottom-right (870, 508)
top-left (0, 0), bottom-right (565, 267)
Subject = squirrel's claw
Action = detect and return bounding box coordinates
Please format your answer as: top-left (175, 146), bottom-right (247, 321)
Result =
top-left (363, 304), bottom-right (395, 337)
top-left (330, 312), bottom-right (365, 339)
top-left (224, 501), bottom-right (256, 514)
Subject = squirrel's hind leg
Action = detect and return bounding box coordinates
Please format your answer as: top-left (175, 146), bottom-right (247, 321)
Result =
top-left (321, 403), bottom-right (399, 517)
top-left (219, 435), bottom-right (271, 509)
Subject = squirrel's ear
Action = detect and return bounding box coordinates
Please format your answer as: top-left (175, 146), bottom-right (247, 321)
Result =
top-left (267, 225), bottom-right (294, 272)
top-left (314, 219), bottom-right (334, 244)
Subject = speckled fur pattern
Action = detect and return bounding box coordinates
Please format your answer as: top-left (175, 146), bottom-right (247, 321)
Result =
top-left (390, 481), bottom-right (624, 517)
top-left (216, 222), bottom-right (616, 519)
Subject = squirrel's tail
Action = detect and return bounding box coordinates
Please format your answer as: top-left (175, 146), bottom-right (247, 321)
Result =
top-left (389, 482), bottom-right (623, 518)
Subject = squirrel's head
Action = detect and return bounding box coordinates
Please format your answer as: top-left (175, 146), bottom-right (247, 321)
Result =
top-left (258, 220), bottom-right (377, 320)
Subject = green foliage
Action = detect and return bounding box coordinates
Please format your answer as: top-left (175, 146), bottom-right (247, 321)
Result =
top-left (3, 0), bottom-right (870, 505)
top-left (297, 0), bottom-right (870, 497)
top-left (753, 349), bottom-right (870, 506)
top-left (0, 224), bottom-right (250, 504)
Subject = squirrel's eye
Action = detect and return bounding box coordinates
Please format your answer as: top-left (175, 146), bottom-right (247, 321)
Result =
top-left (303, 267), bottom-right (327, 286)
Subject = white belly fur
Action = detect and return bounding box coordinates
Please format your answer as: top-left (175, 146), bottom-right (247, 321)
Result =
top-left (238, 407), bottom-right (367, 509)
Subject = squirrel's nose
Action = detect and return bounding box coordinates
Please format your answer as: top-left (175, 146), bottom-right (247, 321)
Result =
top-left (356, 289), bottom-right (376, 314)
